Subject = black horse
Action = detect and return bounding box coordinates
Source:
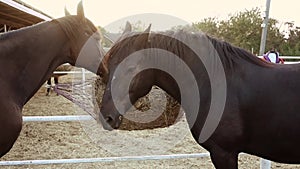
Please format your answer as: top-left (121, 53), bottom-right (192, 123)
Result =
top-left (0, 1), bottom-right (103, 157)
top-left (99, 24), bottom-right (300, 169)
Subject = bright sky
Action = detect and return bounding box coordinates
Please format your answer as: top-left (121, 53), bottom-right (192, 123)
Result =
top-left (22, 0), bottom-right (300, 32)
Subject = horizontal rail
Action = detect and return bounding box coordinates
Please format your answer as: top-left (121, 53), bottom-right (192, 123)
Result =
top-left (19, 116), bottom-right (271, 168)
top-left (0, 153), bottom-right (210, 166)
top-left (22, 115), bottom-right (94, 122)
top-left (53, 71), bottom-right (93, 74)
top-left (257, 56), bottom-right (300, 65)
top-left (258, 56), bottom-right (300, 60)
top-left (278, 56), bottom-right (300, 59)
top-left (53, 71), bottom-right (83, 74)
top-left (284, 61), bottom-right (300, 64)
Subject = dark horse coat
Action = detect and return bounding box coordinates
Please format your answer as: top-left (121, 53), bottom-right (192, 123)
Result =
top-left (98, 24), bottom-right (300, 169)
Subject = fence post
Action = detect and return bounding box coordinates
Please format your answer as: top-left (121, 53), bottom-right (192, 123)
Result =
top-left (260, 159), bottom-right (271, 169)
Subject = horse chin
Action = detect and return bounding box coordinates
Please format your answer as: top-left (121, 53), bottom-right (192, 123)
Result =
top-left (102, 123), bottom-right (114, 131)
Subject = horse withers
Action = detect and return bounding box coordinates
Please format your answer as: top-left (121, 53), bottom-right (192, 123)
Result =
top-left (0, 1), bottom-right (104, 157)
top-left (98, 23), bottom-right (300, 169)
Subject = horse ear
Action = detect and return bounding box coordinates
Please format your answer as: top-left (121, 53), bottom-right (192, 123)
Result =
top-left (77, 0), bottom-right (85, 21)
top-left (138, 24), bottom-right (151, 40)
top-left (144, 24), bottom-right (151, 33)
top-left (134, 24), bottom-right (151, 48)
top-left (64, 6), bottom-right (71, 16)
top-left (122, 21), bottom-right (132, 35)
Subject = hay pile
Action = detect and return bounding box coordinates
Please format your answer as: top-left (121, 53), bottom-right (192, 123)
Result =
top-left (56, 64), bottom-right (73, 71)
top-left (93, 77), bottom-right (182, 130)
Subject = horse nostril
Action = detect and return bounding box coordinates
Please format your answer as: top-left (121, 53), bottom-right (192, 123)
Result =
top-left (105, 116), bottom-right (113, 123)
top-left (119, 115), bottom-right (123, 121)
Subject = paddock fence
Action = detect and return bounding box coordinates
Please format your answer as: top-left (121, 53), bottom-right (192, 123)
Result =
top-left (0, 116), bottom-right (268, 168)
top-left (2, 56), bottom-right (300, 168)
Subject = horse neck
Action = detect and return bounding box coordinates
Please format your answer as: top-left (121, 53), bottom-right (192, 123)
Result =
top-left (147, 33), bottom-right (210, 97)
top-left (147, 35), bottom-right (214, 130)
top-left (1, 22), bottom-right (70, 105)
top-left (154, 70), bottom-right (181, 102)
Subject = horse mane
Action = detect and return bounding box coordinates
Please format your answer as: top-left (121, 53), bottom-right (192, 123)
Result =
top-left (205, 35), bottom-right (270, 68)
top-left (1, 16), bottom-right (98, 45)
top-left (54, 16), bottom-right (98, 46)
top-left (0, 21), bottom-right (46, 41)
top-left (155, 30), bottom-right (271, 69)
top-left (101, 31), bottom-right (140, 70)
top-left (103, 30), bottom-right (271, 73)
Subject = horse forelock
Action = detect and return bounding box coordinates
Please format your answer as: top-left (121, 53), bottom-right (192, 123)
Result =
top-left (103, 32), bottom-right (141, 66)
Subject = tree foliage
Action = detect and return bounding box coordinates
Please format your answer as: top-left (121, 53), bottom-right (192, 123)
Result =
top-left (100, 9), bottom-right (300, 56)
top-left (282, 23), bottom-right (300, 55)
top-left (192, 8), bottom-right (299, 56)
top-left (97, 26), bottom-right (112, 47)
top-left (119, 20), bottom-right (147, 32)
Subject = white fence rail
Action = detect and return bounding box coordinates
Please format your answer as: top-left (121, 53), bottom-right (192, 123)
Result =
top-left (258, 56), bottom-right (300, 64)
top-left (22, 115), bottom-right (93, 122)
top-left (13, 116), bottom-right (272, 168)
top-left (0, 153), bottom-right (210, 166)
top-left (278, 56), bottom-right (300, 59)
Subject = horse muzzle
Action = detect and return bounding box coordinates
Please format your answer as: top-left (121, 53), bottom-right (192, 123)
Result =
top-left (100, 113), bottom-right (123, 131)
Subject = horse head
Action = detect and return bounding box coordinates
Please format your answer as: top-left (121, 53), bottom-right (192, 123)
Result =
top-left (98, 21), bottom-right (135, 82)
top-left (99, 23), bottom-right (154, 130)
top-left (57, 1), bottom-right (104, 74)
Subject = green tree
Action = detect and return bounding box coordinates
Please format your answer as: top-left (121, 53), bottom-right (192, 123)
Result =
top-left (98, 26), bottom-right (112, 47)
top-left (171, 24), bottom-right (197, 32)
top-left (193, 8), bottom-right (265, 54)
top-left (193, 17), bottom-right (219, 37)
top-left (265, 18), bottom-right (284, 53)
top-left (119, 20), bottom-right (147, 32)
top-left (280, 23), bottom-right (300, 55)
top-left (192, 8), bottom-right (287, 55)
top-left (222, 8), bottom-right (263, 53)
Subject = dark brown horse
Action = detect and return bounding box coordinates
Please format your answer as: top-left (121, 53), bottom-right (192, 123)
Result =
top-left (0, 2), bottom-right (103, 157)
top-left (99, 24), bottom-right (300, 168)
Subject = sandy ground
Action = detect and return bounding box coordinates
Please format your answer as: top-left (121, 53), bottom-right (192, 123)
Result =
top-left (1, 74), bottom-right (300, 169)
